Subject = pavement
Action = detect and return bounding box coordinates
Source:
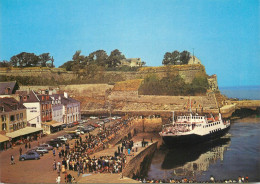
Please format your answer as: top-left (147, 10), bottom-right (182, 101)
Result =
top-left (0, 120), bottom-right (160, 183)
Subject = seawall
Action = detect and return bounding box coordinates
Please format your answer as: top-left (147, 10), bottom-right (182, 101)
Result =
top-left (123, 141), bottom-right (158, 178)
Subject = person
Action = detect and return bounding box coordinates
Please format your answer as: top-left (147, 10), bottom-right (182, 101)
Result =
top-left (25, 143), bottom-right (28, 150)
top-left (210, 175), bottom-right (215, 183)
top-left (10, 155), bottom-right (15, 165)
top-left (29, 142), bottom-right (31, 149)
top-left (64, 172), bottom-right (68, 184)
top-left (245, 176), bottom-right (249, 183)
top-left (53, 160), bottom-right (57, 171)
top-left (56, 174), bottom-right (61, 184)
top-left (19, 147), bottom-right (22, 155)
top-left (53, 149), bottom-right (56, 156)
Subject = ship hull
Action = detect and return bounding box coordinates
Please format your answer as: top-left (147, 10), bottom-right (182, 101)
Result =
top-left (162, 126), bottom-right (230, 148)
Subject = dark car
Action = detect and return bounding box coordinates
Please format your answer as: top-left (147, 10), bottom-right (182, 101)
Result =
top-left (61, 124), bottom-right (67, 129)
top-left (68, 133), bottom-right (79, 139)
top-left (47, 139), bottom-right (65, 147)
top-left (19, 151), bottom-right (40, 161)
top-left (67, 123), bottom-right (74, 128)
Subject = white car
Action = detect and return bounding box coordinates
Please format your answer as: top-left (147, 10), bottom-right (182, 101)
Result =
top-left (57, 136), bottom-right (67, 142)
top-left (112, 116), bottom-right (121, 120)
top-left (90, 116), bottom-right (98, 120)
top-left (77, 125), bottom-right (84, 129)
top-left (75, 129), bottom-right (84, 135)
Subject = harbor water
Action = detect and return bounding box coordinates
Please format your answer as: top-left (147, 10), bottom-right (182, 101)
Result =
top-left (146, 115), bottom-right (260, 182)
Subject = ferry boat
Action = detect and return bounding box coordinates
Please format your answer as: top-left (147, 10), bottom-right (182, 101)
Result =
top-left (159, 111), bottom-right (230, 147)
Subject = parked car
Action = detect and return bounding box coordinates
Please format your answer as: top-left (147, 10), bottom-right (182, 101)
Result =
top-left (47, 139), bottom-right (65, 147)
top-left (67, 133), bottom-right (79, 139)
top-left (67, 123), bottom-right (74, 128)
top-left (75, 129), bottom-right (84, 135)
top-left (20, 151), bottom-right (40, 161)
top-left (90, 116), bottom-right (98, 120)
top-left (63, 134), bottom-right (73, 140)
top-left (85, 125), bottom-right (95, 131)
top-left (112, 116), bottom-right (121, 120)
top-left (73, 121), bottom-right (79, 126)
top-left (82, 119), bottom-right (88, 123)
top-left (97, 121), bottom-right (105, 126)
top-left (39, 144), bottom-right (53, 150)
top-left (61, 124), bottom-right (67, 129)
top-left (103, 119), bottom-right (110, 123)
top-left (91, 123), bottom-right (101, 128)
top-left (57, 136), bottom-right (68, 142)
top-left (30, 147), bottom-right (49, 155)
top-left (77, 125), bottom-right (84, 129)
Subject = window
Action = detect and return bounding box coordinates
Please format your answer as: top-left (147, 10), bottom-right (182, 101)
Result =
top-left (1, 115), bottom-right (6, 122)
top-left (16, 114), bottom-right (19, 120)
top-left (10, 115), bottom-right (15, 121)
top-left (20, 113), bottom-right (23, 119)
top-left (2, 123), bottom-right (7, 130)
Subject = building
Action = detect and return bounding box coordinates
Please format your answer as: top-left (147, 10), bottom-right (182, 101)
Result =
top-left (0, 97), bottom-right (27, 133)
top-left (120, 58), bottom-right (145, 67)
top-left (61, 92), bottom-right (81, 125)
top-left (41, 94), bottom-right (63, 134)
top-left (51, 95), bottom-right (63, 123)
top-left (0, 81), bottom-right (19, 95)
top-left (17, 90), bottom-right (42, 128)
top-left (188, 56), bottom-right (201, 65)
top-left (38, 94), bottom-right (52, 123)
top-left (208, 74), bottom-right (219, 92)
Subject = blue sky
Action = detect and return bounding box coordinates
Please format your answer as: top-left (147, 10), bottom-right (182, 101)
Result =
top-left (0, 0), bottom-right (259, 87)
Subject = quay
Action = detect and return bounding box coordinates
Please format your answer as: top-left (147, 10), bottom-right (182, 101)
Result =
top-left (0, 117), bottom-right (160, 183)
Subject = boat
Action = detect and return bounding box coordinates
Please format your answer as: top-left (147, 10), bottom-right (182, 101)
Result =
top-left (159, 110), bottom-right (231, 147)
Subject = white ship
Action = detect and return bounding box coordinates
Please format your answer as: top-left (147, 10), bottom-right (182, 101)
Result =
top-left (159, 111), bottom-right (230, 147)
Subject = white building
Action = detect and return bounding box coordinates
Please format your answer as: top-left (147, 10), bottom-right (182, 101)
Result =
top-left (61, 92), bottom-right (81, 125)
top-left (17, 90), bottom-right (41, 128)
top-left (51, 95), bottom-right (63, 123)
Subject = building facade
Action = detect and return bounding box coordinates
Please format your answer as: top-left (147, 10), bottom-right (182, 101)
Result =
top-left (51, 95), bottom-right (63, 123)
top-left (61, 92), bottom-right (81, 125)
top-left (0, 97), bottom-right (27, 133)
top-left (17, 90), bottom-right (41, 128)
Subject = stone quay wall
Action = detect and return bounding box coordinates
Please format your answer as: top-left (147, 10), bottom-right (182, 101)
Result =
top-left (123, 142), bottom-right (158, 178)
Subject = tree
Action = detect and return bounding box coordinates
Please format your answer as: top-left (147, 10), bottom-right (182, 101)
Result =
top-left (171, 50), bottom-right (180, 65)
top-left (107, 49), bottom-right (126, 67)
top-left (0, 60), bottom-right (11, 67)
top-left (72, 50), bottom-right (85, 64)
top-left (180, 50), bottom-right (191, 64)
top-left (39, 53), bottom-right (51, 67)
top-left (10, 52), bottom-right (40, 67)
top-left (88, 50), bottom-right (108, 66)
top-left (59, 61), bottom-right (74, 71)
top-left (162, 52), bottom-right (172, 65)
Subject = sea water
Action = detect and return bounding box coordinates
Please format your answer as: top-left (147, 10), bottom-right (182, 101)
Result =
top-left (146, 116), bottom-right (260, 182)
top-left (146, 87), bottom-right (260, 182)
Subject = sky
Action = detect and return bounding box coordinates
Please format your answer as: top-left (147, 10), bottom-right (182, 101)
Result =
top-left (0, 0), bottom-right (259, 87)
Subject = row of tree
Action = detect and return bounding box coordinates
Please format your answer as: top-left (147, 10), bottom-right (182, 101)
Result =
top-left (138, 73), bottom-right (209, 96)
top-left (59, 49), bottom-right (145, 72)
top-left (162, 50), bottom-right (191, 65)
top-left (0, 52), bottom-right (54, 68)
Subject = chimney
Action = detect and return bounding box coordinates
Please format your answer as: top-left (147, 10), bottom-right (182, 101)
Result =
top-left (64, 92), bottom-right (68, 98)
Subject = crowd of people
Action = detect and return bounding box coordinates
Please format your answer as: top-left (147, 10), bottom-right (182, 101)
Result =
top-left (52, 118), bottom-right (137, 183)
top-left (134, 175), bottom-right (250, 183)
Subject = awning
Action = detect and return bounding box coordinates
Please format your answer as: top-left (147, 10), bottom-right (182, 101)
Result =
top-left (6, 127), bottom-right (43, 139)
top-left (51, 122), bottom-right (63, 127)
top-left (0, 134), bottom-right (9, 143)
top-left (42, 120), bottom-right (63, 127)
